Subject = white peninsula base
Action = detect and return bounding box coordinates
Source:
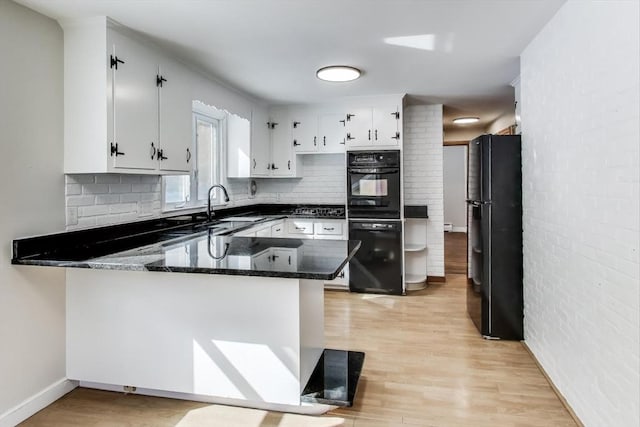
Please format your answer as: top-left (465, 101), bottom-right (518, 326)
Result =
top-left (66, 269), bottom-right (332, 414)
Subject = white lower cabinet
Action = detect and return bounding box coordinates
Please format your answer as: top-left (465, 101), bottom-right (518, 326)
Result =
top-left (286, 218), bottom-right (349, 289)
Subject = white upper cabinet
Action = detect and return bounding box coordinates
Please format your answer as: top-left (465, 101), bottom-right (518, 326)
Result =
top-left (157, 58), bottom-right (193, 172)
top-left (248, 108), bottom-right (271, 177)
top-left (293, 110), bottom-right (346, 154)
top-left (226, 112), bottom-right (252, 178)
top-left (109, 29), bottom-right (158, 171)
top-left (269, 109), bottom-right (297, 177)
top-left (292, 111), bottom-right (317, 153)
top-left (345, 101), bottom-right (403, 148)
top-left (318, 113), bottom-right (347, 152)
top-left (228, 107), bottom-right (301, 178)
top-left (62, 18), bottom-right (192, 174)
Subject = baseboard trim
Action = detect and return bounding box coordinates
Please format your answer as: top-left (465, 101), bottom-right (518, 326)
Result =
top-left (427, 275), bottom-right (446, 283)
top-left (0, 378), bottom-right (78, 427)
top-left (521, 342), bottom-right (584, 427)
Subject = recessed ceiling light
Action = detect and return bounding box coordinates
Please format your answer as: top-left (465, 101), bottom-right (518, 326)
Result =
top-left (316, 66), bottom-right (361, 82)
top-left (453, 117), bottom-right (480, 124)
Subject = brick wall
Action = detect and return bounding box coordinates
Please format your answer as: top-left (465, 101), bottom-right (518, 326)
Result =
top-left (403, 104), bottom-right (444, 277)
top-left (521, 1), bottom-right (639, 426)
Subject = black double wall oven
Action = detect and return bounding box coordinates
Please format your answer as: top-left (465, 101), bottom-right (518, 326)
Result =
top-left (347, 150), bottom-right (403, 295)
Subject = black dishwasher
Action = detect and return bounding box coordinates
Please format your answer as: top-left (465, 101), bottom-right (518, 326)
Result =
top-left (348, 220), bottom-right (403, 295)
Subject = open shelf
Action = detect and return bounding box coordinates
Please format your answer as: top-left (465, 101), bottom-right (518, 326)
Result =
top-left (404, 243), bottom-right (427, 252)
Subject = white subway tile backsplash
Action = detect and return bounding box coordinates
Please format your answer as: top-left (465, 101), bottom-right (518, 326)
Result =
top-left (95, 174), bottom-right (121, 184)
top-left (109, 203), bottom-right (137, 214)
top-left (109, 184), bottom-right (132, 194)
top-left (78, 205), bottom-right (109, 217)
top-left (65, 184), bottom-right (81, 195)
top-left (82, 184), bottom-right (109, 194)
top-left (67, 195), bottom-right (96, 207)
top-left (96, 194), bottom-right (120, 205)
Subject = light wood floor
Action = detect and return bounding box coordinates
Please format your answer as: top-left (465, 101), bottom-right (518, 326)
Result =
top-left (445, 232), bottom-right (467, 274)
top-left (21, 276), bottom-right (576, 427)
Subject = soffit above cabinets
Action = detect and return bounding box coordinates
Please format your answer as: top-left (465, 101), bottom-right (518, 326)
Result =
top-left (15, 0), bottom-right (566, 130)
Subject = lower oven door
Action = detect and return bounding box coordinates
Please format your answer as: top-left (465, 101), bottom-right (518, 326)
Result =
top-left (348, 220), bottom-right (403, 295)
top-left (347, 167), bottom-right (400, 219)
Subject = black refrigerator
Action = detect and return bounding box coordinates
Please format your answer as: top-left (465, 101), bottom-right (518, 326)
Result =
top-left (466, 134), bottom-right (523, 340)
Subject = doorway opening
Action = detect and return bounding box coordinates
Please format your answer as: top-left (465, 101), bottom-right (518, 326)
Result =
top-left (443, 143), bottom-right (468, 276)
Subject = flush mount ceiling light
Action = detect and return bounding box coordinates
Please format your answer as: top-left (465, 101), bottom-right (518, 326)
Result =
top-left (453, 117), bottom-right (480, 124)
top-left (316, 66), bottom-right (361, 82)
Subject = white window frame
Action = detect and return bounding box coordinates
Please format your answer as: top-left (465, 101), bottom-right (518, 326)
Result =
top-left (162, 106), bottom-right (227, 212)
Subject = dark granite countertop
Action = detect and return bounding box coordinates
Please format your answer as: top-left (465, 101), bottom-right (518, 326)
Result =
top-left (12, 204), bottom-right (359, 280)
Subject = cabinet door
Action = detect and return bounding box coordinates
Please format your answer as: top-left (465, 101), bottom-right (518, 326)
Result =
top-left (158, 59), bottom-right (192, 172)
top-left (110, 31), bottom-right (158, 170)
top-left (252, 250), bottom-right (272, 270)
top-left (318, 113), bottom-right (346, 153)
top-left (292, 112), bottom-right (317, 153)
top-left (344, 108), bottom-right (372, 147)
top-left (250, 109), bottom-right (271, 177)
top-left (272, 249), bottom-right (297, 272)
top-left (373, 106), bottom-right (400, 145)
top-left (227, 113), bottom-right (252, 178)
top-left (269, 111), bottom-right (295, 177)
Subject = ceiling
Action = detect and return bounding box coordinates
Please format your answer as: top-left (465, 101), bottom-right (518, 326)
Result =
top-left (16, 0), bottom-right (565, 134)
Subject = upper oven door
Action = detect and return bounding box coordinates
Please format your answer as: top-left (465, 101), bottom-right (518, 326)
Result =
top-left (347, 167), bottom-right (400, 219)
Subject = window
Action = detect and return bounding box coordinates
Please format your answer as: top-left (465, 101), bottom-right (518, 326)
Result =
top-left (163, 109), bottom-right (225, 211)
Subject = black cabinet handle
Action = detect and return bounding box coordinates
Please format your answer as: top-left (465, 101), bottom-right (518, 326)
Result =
top-left (186, 148), bottom-right (191, 163)
top-left (375, 129), bottom-right (378, 140)
top-left (392, 131), bottom-right (400, 140)
top-left (346, 113), bottom-right (355, 121)
top-left (150, 142), bottom-right (156, 159)
top-left (339, 271), bottom-right (345, 279)
top-left (110, 142), bottom-right (124, 156)
top-left (109, 55), bottom-right (124, 70)
top-left (267, 122), bottom-right (278, 129)
top-left (313, 136), bottom-right (317, 146)
top-left (156, 75), bottom-right (167, 87)
top-left (293, 139), bottom-right (300, 147)
top-left (323, 136), bottom-right (326, 146)
top-left (368, 130), bottom-right (371, 140)
top-left (340, 139), bottom-right (346, 144)
top-left (391, 111), bottom-right (400, 119)
top-left (288, 255), bottom-right (291, 265)
top-left (293, 121), bottom-right (300, 128)
top-left (339, 119), bottom-right (346, 126)
top-left (157, 148), bottom-right (168, 161)
top-left (324, 227), bottom-right (334, 231)
top-left (253, 159), bottom-right (257, 169)
top-left (346, 132), bottom-right (354, 141)
top-left (271, 163), bottom-right (279, 170)
top-left (287, 160), bottom-right (291, 170)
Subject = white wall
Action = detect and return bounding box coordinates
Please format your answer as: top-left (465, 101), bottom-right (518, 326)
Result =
top-left (404, 105), bottom-right (445, 277)
top-left (0, 1), bottom-right (73, 425)
top-left (521, 1), bottom-right (639, 426)
top-left (443, 145), bottom-right (467, 230)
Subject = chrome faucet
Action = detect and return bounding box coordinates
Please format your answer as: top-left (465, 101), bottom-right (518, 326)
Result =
top-left (207, 184), bottom-right (230, 222)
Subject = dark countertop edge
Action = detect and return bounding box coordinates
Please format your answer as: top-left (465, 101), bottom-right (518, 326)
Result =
top-left (11, 240), bottom-right (360, 280)
top-left (11, 203), bottom-right (346, 261)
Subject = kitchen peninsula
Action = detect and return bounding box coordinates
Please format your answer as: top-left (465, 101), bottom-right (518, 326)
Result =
top-left (12, 212), bottom-right (363, 414)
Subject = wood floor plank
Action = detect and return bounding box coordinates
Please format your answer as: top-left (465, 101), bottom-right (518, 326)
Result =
top-left (19, 274), bottom-right (576, 426)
